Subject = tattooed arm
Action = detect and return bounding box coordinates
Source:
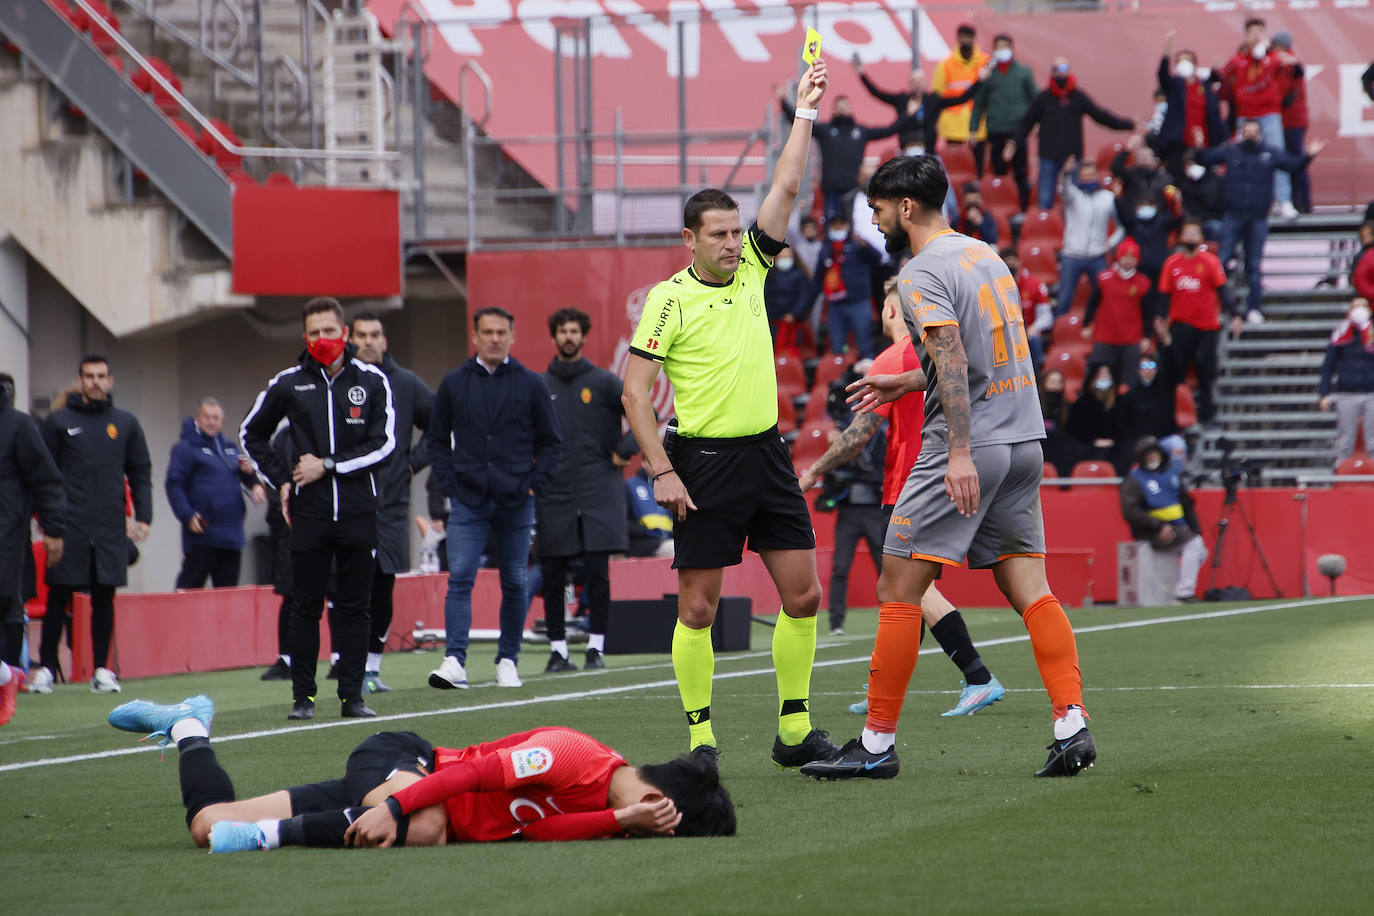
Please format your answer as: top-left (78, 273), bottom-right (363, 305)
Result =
top-left (797, 413), bottom-right (882, 492)
top-left (925, 324), bottom-right (979, 516)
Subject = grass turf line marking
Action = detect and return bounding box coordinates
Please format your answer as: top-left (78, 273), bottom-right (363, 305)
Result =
top-left (0, 596), bottom-right (1362, 774)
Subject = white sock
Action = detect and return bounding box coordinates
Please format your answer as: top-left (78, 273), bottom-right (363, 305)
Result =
top-left (330, 652), bottom-right (340, 664)
top-left (255, 819), bottom-right (282, 849)
top-left (1053, 706), bottom-right (1086, 741)
top-left (0, 662), bottom-right (11, 686)
top-left (170, 717), bottom-right (209, 743)
top-left (587, 633), bottom-right (605, 653)
top-left (366, 652), bottom-right (382, 672)
top-left (861, 728), bottom-right (895, 754)
top-left (280, 655), bottom-right (291, 665)
top-left (550, 640), bottom-right (569, 659)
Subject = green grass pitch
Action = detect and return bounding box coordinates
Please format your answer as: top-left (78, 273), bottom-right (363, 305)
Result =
top-left (2, 596), bottom-right (1371, 914)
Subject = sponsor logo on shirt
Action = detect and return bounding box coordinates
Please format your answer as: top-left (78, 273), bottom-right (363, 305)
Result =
top-left (66, 427), bottom-right (83, 436)
top-left (511, 747), bottom-right (553, 779)
top-left (1172, 273), bottom-right (1204, 292)
top-left (984, 372), bottom-right (1037, 398)
top-left (294, 384), bottom-right (317, 392)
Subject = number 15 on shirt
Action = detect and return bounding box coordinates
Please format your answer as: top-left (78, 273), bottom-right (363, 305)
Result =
top-left (977, 276), bottom-right (1030, 368)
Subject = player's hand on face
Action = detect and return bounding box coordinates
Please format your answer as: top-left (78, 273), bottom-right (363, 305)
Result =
top-left (344, 803), bottom-right (400, 848)
top-left (845, 373), bottom-right (905, 414)
top-left (944, 451), bottom-right (980, 518)
top-left (654, 471), bottom-right (697, 521)
top-left (615, 798), bottom-right (682, 836)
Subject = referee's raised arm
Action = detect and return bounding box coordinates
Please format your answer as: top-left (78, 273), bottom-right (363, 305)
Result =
top-left (756, 59), bottom-right (829, 242)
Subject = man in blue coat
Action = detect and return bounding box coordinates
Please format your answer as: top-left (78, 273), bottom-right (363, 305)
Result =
top-left (423, 307), bottom-right (562, 691)
top-left (166, 398), bottom-right (266, 589)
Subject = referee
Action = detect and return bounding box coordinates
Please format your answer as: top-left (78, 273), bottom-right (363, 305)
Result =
top-left (622, 58), bottom-right (837, 769)
top-left (242, 298), bottom-right (396, 721)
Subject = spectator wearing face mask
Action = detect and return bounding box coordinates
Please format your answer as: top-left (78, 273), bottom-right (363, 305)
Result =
top-left (1119, 436), bottom-right (1205, 605)
top-left (1119, 355), bottom-right (1179, 453)
top-left (1194, 118), bottom-right (1326, 323)
top-left (1066, 363), bottom-right (1129, 472)
top-left (1318, 297), bottom-right (1374, 463)
top-left (1178, 152), bottom-right (1226, 241)
top-left (765, 246), bottom-right (815, 341)
top-left (933, 24), bottom-right (991, 168)
top-left (1083, 240), bottom-right (1152, 389)
top-left (777, 91), bottom-right (897, 221)
top-left (1008, 57), bottom-right (1137, 210)
top-left (1352, 223), bottom-right (1374, 302)
top-left (1158, 31), bottom-right (1225, 182)
top-left (1271, 31), bottom-right (1310, 216)
top-left (1056, 156), bottom-right (1123, 317)
top-left (1002, 247), bottom-right (1052, 374)
top-left (1157, 218), bottom-right (1238, 425)
top-left (852, 58), bottom-right (985, 159)
top-left (1221, 17), bottom-right (1292, 215)
top-left (970, 33), bottom-right (1037, 211)
top-left (1365, 59), bottom-right (1374, 103)
top-left (1115, 187), bottom-right (1183, 323)
top-left (1111, 135), bottom-right (1178, 210)
top-left (1038, 369), bottom-right (1075, 477)
top-left (815, 213), bottom-right (882, 359)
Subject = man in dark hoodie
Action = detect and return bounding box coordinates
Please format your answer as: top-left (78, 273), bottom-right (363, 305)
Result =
top-left (777, 92), bottom-right (896, 221)
top-left (1119, 436), bottom-right (1204, 605)
top-left (422, 307), bottom-right (562, 693)
top-left (166, 398), bottom-right (266, 589)
top-left (31, 356), bottom-right (151, 696)
top-left (536, 308), bottom-right (637, 673)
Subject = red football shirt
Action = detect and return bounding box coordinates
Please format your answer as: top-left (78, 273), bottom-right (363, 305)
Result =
top-left (390, 727), bottom-right (628, 842)
top-left (870, 337), bottom-right (924, 507)
top-left (1016, 267), bottom-right (1050, 331)
top-left (1091, 268), bottom-right (1151, 346)
top-left (1160, 251), bottom-right (1227, 331)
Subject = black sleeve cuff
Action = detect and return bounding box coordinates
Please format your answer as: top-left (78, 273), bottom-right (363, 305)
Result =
top-left (628, 345), bottom-right (664, 363)
top-left (749, 222), bottom-right (787, 259)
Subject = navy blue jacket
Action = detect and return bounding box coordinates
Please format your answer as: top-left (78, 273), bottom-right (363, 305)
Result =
top-left (1319, 336), bottom-right (1374, 396)
top-left (764, 265), bottom-right (814, 322)
top-left (424, 355), bottom-right (563, 510)
top-left (1195, 140), bottom-right (1310, 213)
top-left (815, 235), bottom-right (882, 306)
top-left (1156, 58), bottom-right (1225, 150)
top-left (165, 415), bottom-right (258, 551)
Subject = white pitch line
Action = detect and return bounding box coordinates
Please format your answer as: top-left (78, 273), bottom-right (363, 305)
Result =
top-left (0, 595), bottom-right (1364, 774)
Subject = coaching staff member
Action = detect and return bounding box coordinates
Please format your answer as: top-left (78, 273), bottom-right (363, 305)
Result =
top-left (242, 298), bottom-right (396, 721)
top-left (537, 307), bottom-right (637, 673)
top-left (622, 59), bottom-right (836, 768)
top-left (32, 356), bottom-right (151, 696)
top-left (424, 307), bottom-right (561, 691)
top-left (349, 312), bottom-right (434, 693)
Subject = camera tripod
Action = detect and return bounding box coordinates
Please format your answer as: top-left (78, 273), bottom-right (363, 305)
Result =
top-left (1206, 479), bottom-right (1282, 598)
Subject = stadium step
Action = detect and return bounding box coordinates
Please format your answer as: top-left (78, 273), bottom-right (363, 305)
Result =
top-left (1215, 410), bottom-right (1336, 425)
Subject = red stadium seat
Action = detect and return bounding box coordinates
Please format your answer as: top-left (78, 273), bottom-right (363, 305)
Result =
top-left (198, 118), bottom-right (244, 173)
top-left (943, 145), bottom-right (977, 177)
top-left (265, 171), bottom-right (296, 186)
top-left (225, 168), bottom-right (256, 184)
top-left (1042, 461), bottom-right (1060, 482)
top-left (1052, 313), bottom-right (1085, 346)
top-left (983, 176), bottom-right (1020, 215)
top-left (1046, 347), bottom-right (1086, 382)
top-left (1095, 141), bottom-right (1124, 175)
top-left (1021, 244), bottom-right (1058, 285)
top-left (1020, 208), bottom-right (1063, 245)
top-left (72, 0), bottom-right (120, 55)
top-left (1070, 460), bottom-right (1116, 479)
top-left (1175, 385), bottom-right (1198, 429)
top-left (791, 416), bottom-right (835, 473)
top-left (1335, 455), bottom-right (1371, 476)
top-left (132, 57), bottom-right (183, 115)
top-left (775, 354), bottom-right (806, 401)
top-left (776, 391), bottom-right (799, 437)
top-left (812, 352), bottom-right (853, 392)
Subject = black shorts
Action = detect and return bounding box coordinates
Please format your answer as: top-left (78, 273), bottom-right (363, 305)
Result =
top-left (287, 731), bottom-right (433, 814)
top-left (665, 425), bottom-right (816, 569)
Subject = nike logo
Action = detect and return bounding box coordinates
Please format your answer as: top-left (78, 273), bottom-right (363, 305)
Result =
top-left (1059, 740), bottom-right (1075, 752)
top-left (67, 427), bottom-right (82, 435)
top-left (864, 756), bottom-right (890, 770)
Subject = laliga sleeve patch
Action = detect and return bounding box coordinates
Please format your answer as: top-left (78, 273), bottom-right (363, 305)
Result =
top-left (510, 747), bottom-right (554, 779)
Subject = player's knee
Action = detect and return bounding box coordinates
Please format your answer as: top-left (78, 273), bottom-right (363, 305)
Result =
top-left (677, 595), bottom-right (716, 628)
top-left (785, 578), bottom-right (822, 617)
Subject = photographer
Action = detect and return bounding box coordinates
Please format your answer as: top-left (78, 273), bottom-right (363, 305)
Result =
top-left (1120, 437), bottom-right (1206, 604)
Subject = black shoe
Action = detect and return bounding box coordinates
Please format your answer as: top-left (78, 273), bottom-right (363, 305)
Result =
top-left (544, 651), bottom-right (578, 673)
top-left (325, 662), bottom-right (338, 680)
top-left (799, 738), bottom-right (900, 780)
top-left (340, 697), bottom-right (377, 719)
top-left (690, 744), bottom-right (720, 771)
top-left (287, 697), bottom-right (315, 721)
top-left (260, 659), bottom-right (291, 681)
top-left (583, 648), bottom-right (605, 669)
top-left (771, 729), bottom-right (841, 769)
top-left (1035, 727), bottom-right (1097, 778)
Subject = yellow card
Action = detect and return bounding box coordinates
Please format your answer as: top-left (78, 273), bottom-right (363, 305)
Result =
top-left (802, 27), bottom-right (822, 65)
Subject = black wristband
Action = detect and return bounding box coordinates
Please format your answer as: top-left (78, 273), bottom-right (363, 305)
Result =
top-left (652, 469), bottom-right (678, 482)
top-left (384, 796), bottom-right (404, 819)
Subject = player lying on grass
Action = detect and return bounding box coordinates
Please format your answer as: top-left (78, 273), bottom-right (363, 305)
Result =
top-left (108, 695), bottom-right (735, 853)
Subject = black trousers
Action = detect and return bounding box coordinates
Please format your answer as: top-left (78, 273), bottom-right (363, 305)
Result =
top-left (829, 503), bottom-right (888, 626)
top-left (175, 546), bottom-right (242, 589)
top-left (1169, 322), bottom-right (1220, 424)
top-left (986, 132), bottom-right (1030, 211)
top-left (541, 551), bottom-right (610, 641)
top-left (0, 595), bottom-right (22, 667)
top-left (368, 571), bottom-right (395, 656)
top-left (289, 513), bottom-right (376, 703)
top-left (40, 546), bottom-right (117, 674)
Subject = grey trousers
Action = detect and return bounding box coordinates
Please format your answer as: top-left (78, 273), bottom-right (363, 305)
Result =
top-left (1333, 392), bottom-right (1374, 462)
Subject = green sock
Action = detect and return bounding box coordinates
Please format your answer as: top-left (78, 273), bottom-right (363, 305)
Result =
top-left (672, 620), bottom-right (716, 751)
top-left (773, 607), bottom-right (816, 744)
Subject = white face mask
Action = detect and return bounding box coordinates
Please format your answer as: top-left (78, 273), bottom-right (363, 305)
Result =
top-left (993, 48), bottom-right (1013, 64)
top-left (1176, 59), bottom-right (1196, 80)
top-left (1185, 163), bottom-right (1206, 181)
top-left (775, 257), bottom-right (794, 271)
top-left (1143, 458), bottom-right (1162, 471)
top-left (828, 228), bottom-right (849, 241)
top-left (1351, 305), bottom-right (1372, 325)
top-left (1136, 205), bottom-right (1158, 220)
top-left (1093, 378), bottom-right (1112, 392)
top-left (1252, 41), bottom-right (1268, 58)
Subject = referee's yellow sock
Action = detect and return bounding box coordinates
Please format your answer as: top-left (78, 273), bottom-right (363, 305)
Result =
top-left (773, 607), bottom-right (816, 745)
top-left (672, 620), bottom-right (716, 751)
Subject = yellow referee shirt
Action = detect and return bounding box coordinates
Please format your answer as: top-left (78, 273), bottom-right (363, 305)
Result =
top-left (630, 224), bottom-right (783, 438)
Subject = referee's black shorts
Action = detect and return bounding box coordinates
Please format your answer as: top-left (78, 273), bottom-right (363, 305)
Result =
top-left (665, 424), bottom-right (816, 569)
top-left (287, 731), bottom-right (433, 813)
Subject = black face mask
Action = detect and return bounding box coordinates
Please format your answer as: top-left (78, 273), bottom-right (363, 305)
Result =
top-left (1242, 138), bottom-right (1260, 151)
top-left (959, 43), bottom-right (974, 59)
top-left (1181, 241), bottom-right (1200, 252)
top-left (832, 114), bottom-right (853, 126)
top-left (1052, 75), bottom-right (1069, 88)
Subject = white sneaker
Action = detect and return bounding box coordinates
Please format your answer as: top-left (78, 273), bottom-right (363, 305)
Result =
top-left (27, 666), bottom-right (54, 694)
top-left (427, 655), bottom-right (468, 690)
top-left (496, 658), bottom-right (522, 688)
top-left (1275, 201), bottom-right (1299, 221)
top-left (1245, 309), bottom-right (1264, 325)
top-left (90, 667), bottom-right (122, 694)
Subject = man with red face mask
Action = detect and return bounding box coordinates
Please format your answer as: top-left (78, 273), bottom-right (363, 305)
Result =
top-left (241, 298), bottom-right (397, 722)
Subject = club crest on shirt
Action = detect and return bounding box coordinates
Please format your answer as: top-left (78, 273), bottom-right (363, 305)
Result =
top-left (511, 747), bottom-right (553, 779)
top-left (106, 423), bottom-right (118, 439)
top-left (347, 386), bottom-right (367, 406)
top-left (580, 387), bottom-right (592, 404)
top-left (750, 294), bottom-right (762, 316)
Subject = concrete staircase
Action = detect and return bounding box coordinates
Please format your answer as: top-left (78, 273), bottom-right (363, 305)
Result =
top-left (1199, 213), bottom-right (1363, 485)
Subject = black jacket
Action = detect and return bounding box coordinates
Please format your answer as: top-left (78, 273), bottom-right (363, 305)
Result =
top-left (536, 358), bottom-right (636, 556)
top-left (41, 393), bottom-right (151, 588)
top-left (1110, 150), bottom-right (1177, 209)
top-left (1015, 86), bottom-right (1134, 165)
top-left (240, 344), bottom-right (397, 523)
top-left (859, 75), bottom-right (978, 153)
top-left (0, 386), bottom-right (66, 604)
top-left (1195, 140), bottom-right (1310, 214)
top-left (1156, 58), bottom-right (1225, 150)
top-left (780, 102), bottom-right (897, 194)
top-left (424, 356), bottom-right (562, 510)
top-left (1180, 169), bottom-right (1227, 223)
top-left (370, 353), bottom-right (434, 574)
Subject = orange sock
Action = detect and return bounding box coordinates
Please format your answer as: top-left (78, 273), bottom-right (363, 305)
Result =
top-left (1022, 594), bottom-right (1085, 718)
top-left (864, 602), bottom-right (923, 734)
